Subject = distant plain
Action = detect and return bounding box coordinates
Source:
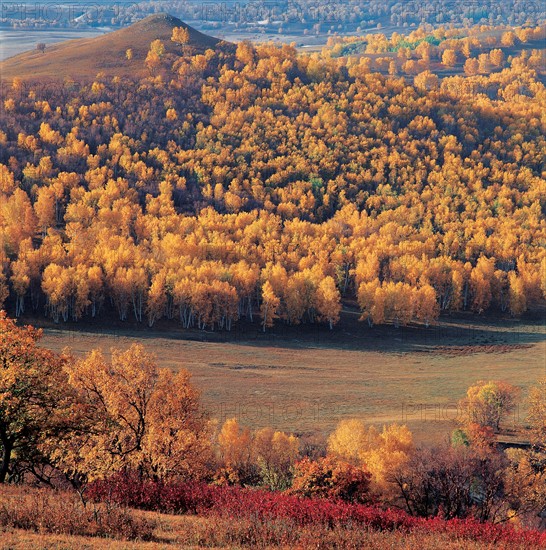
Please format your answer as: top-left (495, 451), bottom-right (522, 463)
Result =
top-left (0, 29), bottom-right (110, 61)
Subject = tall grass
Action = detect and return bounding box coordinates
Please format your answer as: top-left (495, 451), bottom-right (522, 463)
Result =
top-left (0, 484), bottom-right (155, 541)
top-left (172, 516), bottom-right (535, 549)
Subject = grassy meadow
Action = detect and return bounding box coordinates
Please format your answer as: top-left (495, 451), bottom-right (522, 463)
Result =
top-left (38, 310), bottom-right (546, 444)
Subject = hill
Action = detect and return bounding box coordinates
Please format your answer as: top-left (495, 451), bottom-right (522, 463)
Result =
top-left (0, 14), bottom-right (231, 82)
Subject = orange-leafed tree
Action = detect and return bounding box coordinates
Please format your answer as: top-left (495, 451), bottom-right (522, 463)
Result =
top-left (489, 49), bottom-right (504, 67)
top-left (0, 164), bottom-right (16, 194)
top-left (34, 186), bottom-right (56, 237)
top-left (146, 271), bottom-right (167, 327)
top-left (465, 422), bottom-right (496, 454)
top-left (141, 368), bottom-right (212, 480)
top-left (54, 344), bottom-right (211, 481)
top-left (253, 427), bottom-right (300, 490)
top-left (503, 448), bottom-right (546, 525)
top-left (328, 419), bottom-right (414, 490)
top-left (216, 417), bottom-right (254, 485)
top-left (413, 284), bottom-right (439, 327)
top-left (172, 26), bottom-right (190, 46)
top-left (459, 380), bottom-right (520, 432)
top-left (315, 276), bottom-right (341, 329)
top-left (442, 49), bottom-right (457, 67)
top-left (501, 31), bottom-right (516, 47)
top-left (464, 57), bottom-right (480, 76)
top-left (469, 256), bottom-right (495, 313)
top-left (508, 271), bottom-right (527, 316)
top-left (290, 456), bottom-right (371, 503)
top-left (145, 40), bottom-right (165, 75)
top-left (260, 280), bottom-right (280, 332)
top-left (327, 418), bottom-right (370, 464)
top-left (360, 424), bottom-right (414, 488)
top-left (0, 312), bottom-right (75, 483)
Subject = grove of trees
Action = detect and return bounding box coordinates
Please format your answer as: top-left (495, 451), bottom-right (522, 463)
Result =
top-left (0, 26), bottom-right (545, 332)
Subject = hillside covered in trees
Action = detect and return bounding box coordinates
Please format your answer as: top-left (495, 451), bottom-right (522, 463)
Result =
top-left (0, 18), bottom-right (545, 331)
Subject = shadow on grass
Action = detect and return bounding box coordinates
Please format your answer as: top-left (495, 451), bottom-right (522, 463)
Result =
top-left (23, 304), bottom-right (546, 355)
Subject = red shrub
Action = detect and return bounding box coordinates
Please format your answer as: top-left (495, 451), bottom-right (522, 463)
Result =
top-left (87, 472), bottom-right (545, 546)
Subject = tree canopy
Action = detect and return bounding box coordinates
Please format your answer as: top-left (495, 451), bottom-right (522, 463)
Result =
top-left (0, 25), bottom-right (544, 331)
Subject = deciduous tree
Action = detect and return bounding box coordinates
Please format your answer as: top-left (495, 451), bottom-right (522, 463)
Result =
top-left (0, 312), bottom-right (75, 483)
top-left (459, 380), bottom-right (520, 432)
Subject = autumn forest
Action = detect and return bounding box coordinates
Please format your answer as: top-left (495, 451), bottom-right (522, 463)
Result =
top-left (0, 22), bottom-right (545, 333)
top-left (0, 10), bottom-right (545, 548)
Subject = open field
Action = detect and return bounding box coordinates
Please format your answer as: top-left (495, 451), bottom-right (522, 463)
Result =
top-left (0, 29), bottom-right (111, 61)
top-left (38, 310), bottom-right (546, 445)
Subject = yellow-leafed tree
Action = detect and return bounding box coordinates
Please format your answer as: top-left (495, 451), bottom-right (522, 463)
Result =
top-left (53, 344), bottom-right (211, 481)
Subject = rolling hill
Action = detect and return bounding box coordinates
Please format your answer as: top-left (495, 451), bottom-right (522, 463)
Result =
top-left (0, 14), bottom-right (231, 82)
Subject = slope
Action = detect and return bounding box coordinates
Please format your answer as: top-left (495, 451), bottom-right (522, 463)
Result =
top-left (0, 14), bottom-right (230, 82)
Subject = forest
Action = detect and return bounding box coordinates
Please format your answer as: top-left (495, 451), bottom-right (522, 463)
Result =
top-left (0, 18), bottom-right (545, 548)
top-left (0, 24), bottom-right (545, 332)
top-left (9, 0), bottom-right (543, 32)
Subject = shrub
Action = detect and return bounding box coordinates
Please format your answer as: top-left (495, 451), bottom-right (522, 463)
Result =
top-left (392, 445), bottom-right (507, 521)
top-left (87, 471), bottom-right (546, 545)
top-left (289, 456), bottom-right (372, 503)
top-left (0, 484), bottom-right (155, 541)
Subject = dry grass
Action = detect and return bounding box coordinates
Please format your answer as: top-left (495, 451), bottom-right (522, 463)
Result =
top-left (161, 515), bottom-right (507, 549)
top-left (0, 531), bottom-right (171, 550)
top-left (0, 515), bottom-right (532, 550)
top-left (0, 14), bottom-right (230, 82)
top-left (0, 485), bottom-right (155, 542)
top-left (38, 312), bottom-right (546, 445)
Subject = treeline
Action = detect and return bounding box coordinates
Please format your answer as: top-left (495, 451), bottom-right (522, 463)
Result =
top-left (0, 28), bottom-right (545, 330)
top-left (329, 24), bottom-right (546, 79)
top-left (328, 24), bottom-right (545, 62)
top-left (1, 314), bottom-right (545, 528)
top-left (150, 0), bottom-right (545, 30)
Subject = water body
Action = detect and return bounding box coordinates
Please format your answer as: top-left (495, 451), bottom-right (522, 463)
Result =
top-left (0, 28), bottom-right (112, 61)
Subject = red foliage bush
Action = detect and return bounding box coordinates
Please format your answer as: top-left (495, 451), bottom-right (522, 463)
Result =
top-left (87, 472), bottom-right (546, 546)
top-left (87, 472), bottom-right (216, 514)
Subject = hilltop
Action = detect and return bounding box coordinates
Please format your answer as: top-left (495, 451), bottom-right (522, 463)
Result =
top-left (0, 14), bottom-right (231, 82)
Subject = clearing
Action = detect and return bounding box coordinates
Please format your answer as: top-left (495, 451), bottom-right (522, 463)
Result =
top-left (38, 310), bottom-right (546, 445)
